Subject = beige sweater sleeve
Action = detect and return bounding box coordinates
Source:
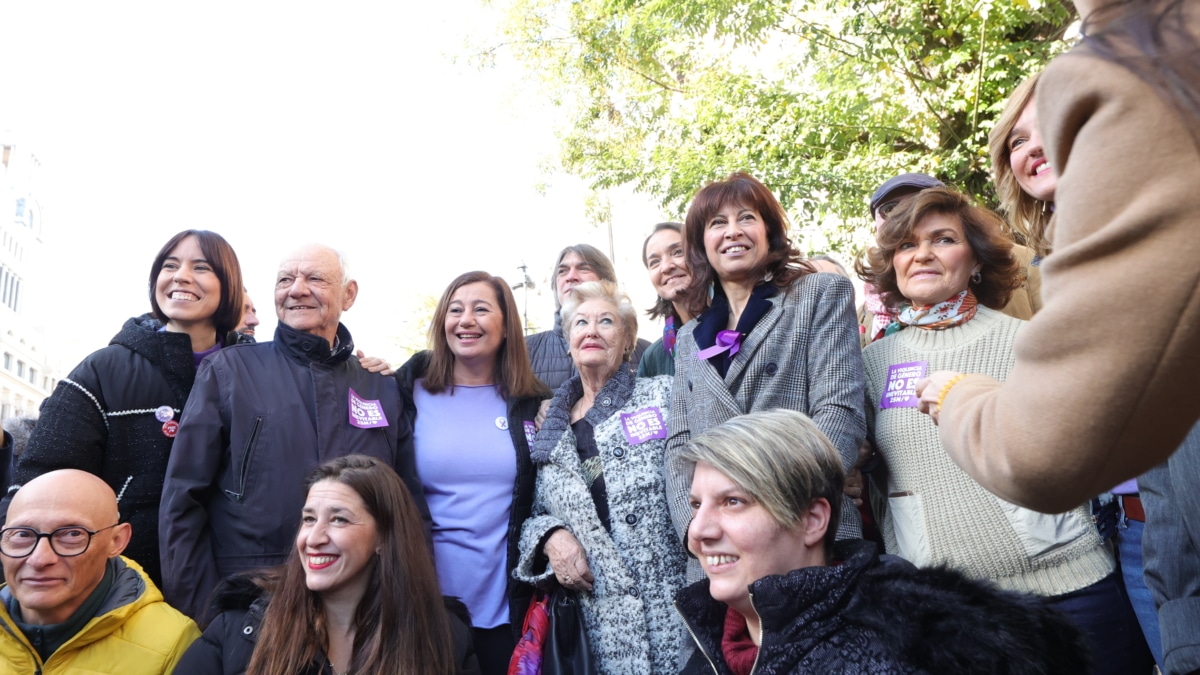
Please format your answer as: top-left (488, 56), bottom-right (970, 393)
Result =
top-left (938, 41), bottom-right (1200, 512)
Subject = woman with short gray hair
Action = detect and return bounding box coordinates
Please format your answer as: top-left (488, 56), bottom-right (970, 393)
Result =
top-left (515, 280), bottom-right (684, 673)
top-left (674, 409), bottom-right (1088, 674)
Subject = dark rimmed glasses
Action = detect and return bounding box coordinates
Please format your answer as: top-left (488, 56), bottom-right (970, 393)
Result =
top-left (0, 524), bottom-right (120, 558)
top-left (877, 199), bottom-right (903, 218)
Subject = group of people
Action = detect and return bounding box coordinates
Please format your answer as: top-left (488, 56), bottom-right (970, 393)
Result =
top-left (1, 0), bottom-right (1198, 673)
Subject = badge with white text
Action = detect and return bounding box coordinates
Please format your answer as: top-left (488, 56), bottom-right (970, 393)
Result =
top-left (161, 420), bottom-right (179, 438)
top-left (880, 361), bottom-right (928, 409)
top-left (620, 407), bottom-right (667, 445)
top-left (348, 388), bottom-right (390, 429)
top-left (523, 421), bottom-right (537, 447)
top-left (155, 405), bottom-right (175, 423)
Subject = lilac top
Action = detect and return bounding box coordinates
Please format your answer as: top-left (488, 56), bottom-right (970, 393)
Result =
top-left (413, 380), bottom-right (515, 628)
top-left (1111, 478), bottom-right (1139, 495)
top-left (193, 342), bottom-right (222, 369)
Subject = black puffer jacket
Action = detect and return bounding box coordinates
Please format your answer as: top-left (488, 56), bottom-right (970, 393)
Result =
top-left (396, 351), bottom-right (546, 632)
top-left (676, 540), bottom-right (1090, 674)
top-left (176, 574), bottom-right (480, 674)
top-left (4, 315), bottom-right (200, 586)
top-left (526, 312), bottom-right (651, 391)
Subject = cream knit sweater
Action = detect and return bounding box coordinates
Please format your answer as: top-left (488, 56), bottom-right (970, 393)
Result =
top-left (863, 307), bottom-right (1114, 597)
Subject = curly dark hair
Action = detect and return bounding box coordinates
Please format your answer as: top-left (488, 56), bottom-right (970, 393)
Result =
top-left (855, 187), bottom-right (1021, 312)
top-left (682, 172), bottom-right (813, 318)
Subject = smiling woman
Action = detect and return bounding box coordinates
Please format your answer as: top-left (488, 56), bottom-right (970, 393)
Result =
top-left (1, 230), bottom-right (243, 588)
top-left (175, 455), bottom-right (480, 675)
top-left (671, 409), bottom-right (1090, 674)
top-left (858, 187), bottom-right (1148, 675)
top-left (514, 280), bottom-right (685, 673)
top-left (666, 172), bottom-right (868, 583)
top-left (395, 271), bottom-right (548, 675)
top-left (637, 222), bottom-right (693, 378)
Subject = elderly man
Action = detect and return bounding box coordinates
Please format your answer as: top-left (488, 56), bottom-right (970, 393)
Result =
top-left (159, 243), bottom-right (425, 622)
top-left (526, 243), bottom-right (650, 390)
top-left (0, 470), bottom-right (198, 673)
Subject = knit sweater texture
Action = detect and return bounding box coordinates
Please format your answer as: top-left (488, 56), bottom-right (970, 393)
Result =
top-left (863, 307), bottom-right (1113, 596)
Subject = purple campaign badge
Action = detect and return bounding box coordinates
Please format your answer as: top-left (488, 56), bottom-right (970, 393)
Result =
top-left (880, 361), bottom-right (928, 409)
top-left (348, 388), bottom-right (390, 429)
top-left (620, 407), bottom-right (667, 445)
top-left (523, 421), bottom-right (537, 447)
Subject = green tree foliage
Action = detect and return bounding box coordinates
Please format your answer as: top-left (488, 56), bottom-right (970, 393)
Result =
top-left (488, 0), bottom-right (1076, 251)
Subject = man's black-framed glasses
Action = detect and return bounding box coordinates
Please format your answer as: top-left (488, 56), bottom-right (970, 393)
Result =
top-left (0, 524), bottom-right (120, 558)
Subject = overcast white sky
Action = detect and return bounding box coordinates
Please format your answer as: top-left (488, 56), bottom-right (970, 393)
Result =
top-left (1, 1), bottom-right (666, 371)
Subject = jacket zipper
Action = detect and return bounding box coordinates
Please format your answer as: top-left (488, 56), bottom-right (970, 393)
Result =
top-left (747, 592), bottom-right (763, 675)
top-left (225, 415), bottom-right (262, 502)
top-left (674, 599), bottom-right (720, 674)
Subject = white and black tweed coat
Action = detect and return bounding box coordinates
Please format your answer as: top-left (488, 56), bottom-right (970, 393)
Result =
top-left (666, 273), bottom-right (868, 580)
top-left (514, 365), bottom-right (685, 674)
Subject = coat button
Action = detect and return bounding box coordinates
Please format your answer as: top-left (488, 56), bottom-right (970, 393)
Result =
top-left (764, 362), bottom-right (778, 376)
top-left (602, 397), bottom-right (612, 406)
top-left (625, 513), bottom-right (637, 525)
top-left (628, 586), bottom-right (640, 598)
top-left (613, 447), bottom-right (625, 458)
top-left (243, 626), bottom-right (254, 635)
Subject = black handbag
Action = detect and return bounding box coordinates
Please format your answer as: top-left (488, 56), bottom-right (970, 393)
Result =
top-left (543, 588), bottom-right (597, 675)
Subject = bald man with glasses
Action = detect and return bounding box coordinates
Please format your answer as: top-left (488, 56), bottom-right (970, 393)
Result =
top-left (0, 469), bottom-right (198, 673)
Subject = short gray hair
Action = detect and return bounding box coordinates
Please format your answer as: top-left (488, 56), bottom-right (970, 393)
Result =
top-left (559, 280), bottom-right (638, 361)
top-left (676, 409), bottom-right (844, 553)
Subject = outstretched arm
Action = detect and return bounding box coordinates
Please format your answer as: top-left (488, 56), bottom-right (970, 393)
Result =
top-left (935, 49), bottom-right (1200, 511)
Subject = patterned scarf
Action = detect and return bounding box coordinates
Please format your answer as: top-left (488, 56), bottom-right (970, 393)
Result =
top-left (895, 289), bottom-right (978, 331)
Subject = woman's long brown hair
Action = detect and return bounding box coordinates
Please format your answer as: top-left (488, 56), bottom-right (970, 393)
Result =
top-left (423, 270), bottom-right (548, 400)
top-left (247, 455), bottom-right (456, 675)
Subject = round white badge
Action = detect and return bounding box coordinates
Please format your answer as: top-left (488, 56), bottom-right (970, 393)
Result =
top-left (155, 406), bottom-right (175, 423)
top-left (495, 416), bottom-right (509, 430)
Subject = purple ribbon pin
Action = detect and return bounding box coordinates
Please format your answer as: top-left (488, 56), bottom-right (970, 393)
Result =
top-left (696, 330), bottom-right (743, 360)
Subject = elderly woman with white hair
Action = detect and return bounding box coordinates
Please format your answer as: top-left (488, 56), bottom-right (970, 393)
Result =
top-left (514, 280), bottom-right (685, 674)
top-left (674, 408), bottom-right (1089, 674)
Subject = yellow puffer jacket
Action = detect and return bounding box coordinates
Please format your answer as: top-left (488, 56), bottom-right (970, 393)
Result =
top-left (0, 556), bottom-right (200, 674)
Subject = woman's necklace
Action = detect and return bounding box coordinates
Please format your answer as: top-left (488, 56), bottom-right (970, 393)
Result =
top-left (329, 660), bottom-right (348, 675)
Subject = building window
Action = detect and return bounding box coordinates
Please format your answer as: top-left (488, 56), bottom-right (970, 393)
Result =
top-left (16, 361), bottom-right (24, 377)
top-left (28, 367), bottom-right (37, 384)
top-left (2, 353), bottom-right (10, 370)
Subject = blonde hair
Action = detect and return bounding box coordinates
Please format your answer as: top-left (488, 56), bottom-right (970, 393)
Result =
top-left (988, 72), bottom-right (1053, 257)
top-left (675, 409), bottom-right (844, 555)
top-left (559, 280), bottom-right (638, 361)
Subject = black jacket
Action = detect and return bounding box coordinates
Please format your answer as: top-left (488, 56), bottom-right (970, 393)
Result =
top-left (396, 351), bottom-right (545, 632)
top-left (176, 574), bottom-right (480, 674)
top-left (159, 321), bottom-right (428, 623)
top-left (676, 540), bottom-right (1090, 675)
top-left (525, 312), bottom-right (651, 391)
top-left (4, 315), bottom-right (199, 586)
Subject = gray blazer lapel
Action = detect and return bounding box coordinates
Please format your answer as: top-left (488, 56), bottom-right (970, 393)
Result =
top-left (695, 352), bottom-right (743, 419)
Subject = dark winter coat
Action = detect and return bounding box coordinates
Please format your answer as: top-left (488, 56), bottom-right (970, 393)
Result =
top-left (175, 574), bottom-right (480, 674)
top-left (525, 312), bottom-right (651, 391)
top-left (4, 315), bottom-right (201, 586)
top-left (676, 540), bottom-right (1090, 675)
top-left (395, 351), bottom-right (546, 632)
top-left (159, 321), bottom-right (428, 623)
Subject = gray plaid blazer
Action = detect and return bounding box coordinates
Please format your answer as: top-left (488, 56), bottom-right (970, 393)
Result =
top-left (666, 272), bottom-right (868, 580)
